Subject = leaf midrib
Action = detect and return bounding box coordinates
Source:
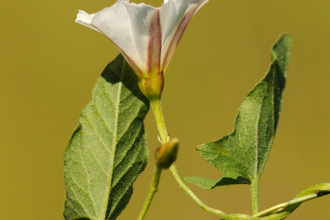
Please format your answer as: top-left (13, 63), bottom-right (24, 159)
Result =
top-left (253, 94), bottom-right (264, 182)
top-left (101, 78), bottom-right (123, 220)
top-left (240, 87), bottom-right (267, 182)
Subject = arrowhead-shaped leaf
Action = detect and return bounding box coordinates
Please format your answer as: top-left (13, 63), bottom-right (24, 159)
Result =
top-left (193, 34), bottom-right (292, 187)
top-left (63, 54), bottom-right (150, 220)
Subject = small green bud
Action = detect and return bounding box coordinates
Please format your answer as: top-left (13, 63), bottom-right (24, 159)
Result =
top-left (155, 138), bottom-right (179, 169)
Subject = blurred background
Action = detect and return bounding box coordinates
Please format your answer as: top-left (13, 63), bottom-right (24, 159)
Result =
top-left (1, 0), bottom-right (330, 219)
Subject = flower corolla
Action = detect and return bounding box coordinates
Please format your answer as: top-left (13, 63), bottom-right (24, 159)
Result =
top-left (76, 0), bottom-right (208, 99)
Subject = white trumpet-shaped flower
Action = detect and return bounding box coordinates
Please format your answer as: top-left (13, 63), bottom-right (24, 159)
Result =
top-left (76, 0), bottom-right (208, 99)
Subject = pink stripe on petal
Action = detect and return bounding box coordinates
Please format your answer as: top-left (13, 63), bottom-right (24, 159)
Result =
top-left (162, 1), bottom-right (205, 72)
top-left (146, 10), bottom-right (162, 74)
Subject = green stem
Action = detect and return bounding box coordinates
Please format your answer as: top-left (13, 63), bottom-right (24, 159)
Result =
top-left (137, 98), bottom-right (167, 220)
top-left (150, 98), bottom-right (168, 144)
top-left (150, 98), bottom-right (227, 218)
top-left (169, 165), bottom-right (228, 218)
top-left (251, 179), bottom-right (259, 215)
top-left (137, 166), bottom-right (162, 220)
top-left (253, 194), bottom-right (318, 218)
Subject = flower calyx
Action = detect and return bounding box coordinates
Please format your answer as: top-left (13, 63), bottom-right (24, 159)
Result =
top-left (155, 138), bottom-right (179, 169)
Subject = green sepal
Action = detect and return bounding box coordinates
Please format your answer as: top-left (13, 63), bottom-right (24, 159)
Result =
top-left (155, 138), bottom-right (179, 169)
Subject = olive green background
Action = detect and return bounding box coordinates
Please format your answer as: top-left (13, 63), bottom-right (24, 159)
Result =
top-left (1, 0), bottom-right (330, 219)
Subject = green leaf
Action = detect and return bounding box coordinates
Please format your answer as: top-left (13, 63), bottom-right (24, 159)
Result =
top-left (251, 183), bottom-right (330, 219)
top-left (184, 174), bottom-right (250, 190)
top-left (196, 34), bottom-right (292, 186)
top-left (294, 183), bottom-right (330, 198)
top-left (221, 183), bottom-right (330, 219)
top-left (63, 54), bottom-right (150, 220)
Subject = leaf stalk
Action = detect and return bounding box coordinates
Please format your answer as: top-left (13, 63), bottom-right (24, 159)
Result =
top-left (251, 179), bottom-right (259, 215)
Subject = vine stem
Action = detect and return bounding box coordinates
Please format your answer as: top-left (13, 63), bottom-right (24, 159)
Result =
top-left (169, 164), bottom-right (228, 218)
top-left (141, 98), bottom-right (227, 219)
top-left (253, 194), bottom-right (318, 218)
top-left (251, 179), bottom-right (259, 215)
top-left (137, 165), bottom-right (162, 220)
top-left (137, 98), bottom-right (167, 220)
top-left (150, 98), bottom-right (169, 144)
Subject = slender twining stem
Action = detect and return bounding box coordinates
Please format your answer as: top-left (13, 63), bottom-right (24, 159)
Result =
top-left (137, 98), bottom-right (168, 220)
top-left (150, 98), bottom-right (227, 218)
top-left (150, 98), bottom-right (168, 144)
top-left (253, 194), bottom-right (317, 217)
top-left (251, 179), bottom-right (259, 215)
top-left (169, 165), bottom-right (228, 218)
top-left (137, 165), bottom-right (162, 220)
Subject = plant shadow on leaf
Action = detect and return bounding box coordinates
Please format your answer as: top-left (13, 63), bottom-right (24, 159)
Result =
top-left (101, 55), bottom-right (149, 107)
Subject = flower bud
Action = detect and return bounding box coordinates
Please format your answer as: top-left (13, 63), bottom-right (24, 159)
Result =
top-left (155, 138), bottom-right (179, 169)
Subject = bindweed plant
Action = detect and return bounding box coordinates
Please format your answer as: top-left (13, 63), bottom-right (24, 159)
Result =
top-left (63, 0), bottom-right (330, 219)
